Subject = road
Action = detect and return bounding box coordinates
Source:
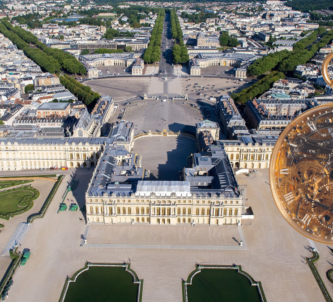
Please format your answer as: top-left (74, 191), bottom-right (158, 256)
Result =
top-left (0, 169), bottom-right (93, 177)
top-left (159, 11), bottom-right (174, 77)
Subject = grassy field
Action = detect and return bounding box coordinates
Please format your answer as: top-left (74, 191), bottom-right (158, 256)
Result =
top-left (187, 269), bottom-right (262, 302)
top-left (64, 267), bottom-right (139, 302)
top-left (0, 180), bottom-right (33, 189)
top-left (0, 190), bottom-right (34, 214)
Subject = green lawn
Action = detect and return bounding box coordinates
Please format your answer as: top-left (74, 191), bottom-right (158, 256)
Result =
top-left (0, 190), bottom-right (34, 214)
top-left (0, 180), bottom-right (33, 189)
top-left (187, 269), bottom-right (262, 302)
top-left (64, 267), bottom-right (139, 302)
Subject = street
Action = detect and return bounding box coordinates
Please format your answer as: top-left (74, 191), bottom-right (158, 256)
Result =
top-left (159, 12), bottom-right (174, 77)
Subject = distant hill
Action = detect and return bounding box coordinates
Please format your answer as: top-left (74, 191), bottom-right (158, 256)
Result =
top-left (286, 0), bottom-right (333, 12)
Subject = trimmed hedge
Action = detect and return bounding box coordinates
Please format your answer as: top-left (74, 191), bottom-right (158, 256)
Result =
top-left (28, 175), bottom-right (64, 223)
top-left (0, 248), bottom-right (21, 297)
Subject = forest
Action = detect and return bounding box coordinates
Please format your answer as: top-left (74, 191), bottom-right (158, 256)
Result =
top-left (286, 0), bottom-right (333, 12)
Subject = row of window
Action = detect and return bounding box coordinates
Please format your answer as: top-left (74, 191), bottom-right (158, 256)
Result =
top-left (89, 206), bottom-right (239, 216)
top-left (89, 199), bottom-right (239, 205)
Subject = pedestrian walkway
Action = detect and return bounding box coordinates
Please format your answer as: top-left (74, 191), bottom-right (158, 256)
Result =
top-left (83, 225), bottom-right (247, 251)
top-left (1, 223), bottom-right (30, 256)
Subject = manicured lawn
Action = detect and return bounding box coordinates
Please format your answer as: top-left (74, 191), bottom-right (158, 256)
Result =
top-left (64, 267), bottom-right (139, 302)
top-left (0, 180), bottom-right (33, 189)
top-left (0, 190), bottom-right (34, 214)
top-left (187, 269), bottom-right (262, 302)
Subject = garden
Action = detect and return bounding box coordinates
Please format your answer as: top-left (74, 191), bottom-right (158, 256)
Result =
top-left (0, 180), bottom-right (33, 189)
top-left (0, 185), bottom-right (39, 220)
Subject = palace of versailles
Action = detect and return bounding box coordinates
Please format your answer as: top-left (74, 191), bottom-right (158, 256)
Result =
top-left (2, 92), bottom-right (326, 226)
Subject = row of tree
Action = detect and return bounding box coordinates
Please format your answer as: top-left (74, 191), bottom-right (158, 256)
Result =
top-left (143, 10), bottom-right (165, 64)
top-left (172, 44), bottom-right (189, 64)
top-left (59, 75), bottom-right (100, 106)
top-left (170, 10), bottom-right (189, 64)
top-left (0, 23), bottom-right (61, 74)
top-left (170, 9), bottom-right (184, 46)
top-left (219, 31), bottom-right (239, 47)
top-left (248, 27), bottom-right (332, 77)
top-left (1, 20), bottom-right (86, 75)
top-left (247, 50), bottom-right (290, 76)
top-left (278, 29), bottom-right (333, 73)
top-left (232, 71), bottom-right (286, 104)
top-left (293, 27), bottom-right (326, 51)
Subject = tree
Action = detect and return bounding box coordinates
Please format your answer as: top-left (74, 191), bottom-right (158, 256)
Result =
top-left (228, 37), bottom-right (239, 47)
top-left (59, 34), bottom-right (64, 40)
top-left (80, 49), bottom-right (89, 55)
top-left (219, 31), bottom-right (229, 46)
top-left (24, 84), bottom-right (34, 94)
top-left (125, 46), bottom-right (132, 52)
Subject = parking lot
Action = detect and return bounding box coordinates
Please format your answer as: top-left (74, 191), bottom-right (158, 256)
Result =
top-left (85, 77), bottom-right (150, 102)
top-left (182, 77), bottom-right (253, 102)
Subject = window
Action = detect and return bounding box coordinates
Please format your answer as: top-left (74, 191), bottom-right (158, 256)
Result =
top-left (223, 208), bottom-right (227, 215)
top-left (177, 208), bottom-right (180, 215)
top-left (196, 208), bottom-right (199, 215)
top-left (182, 208), bottom-right (186, 215)
top-left (136, 207), bottom-right (139, 214)
top-left (229, 208), bottom-right (233, 216)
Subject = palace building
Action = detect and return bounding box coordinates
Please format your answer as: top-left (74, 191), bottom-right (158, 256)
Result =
top-left (0, 119), bottom-right (252, 226)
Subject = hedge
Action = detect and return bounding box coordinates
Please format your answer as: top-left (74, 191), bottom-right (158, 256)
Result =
top-left (27, 175), bottom-right (64, 223)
